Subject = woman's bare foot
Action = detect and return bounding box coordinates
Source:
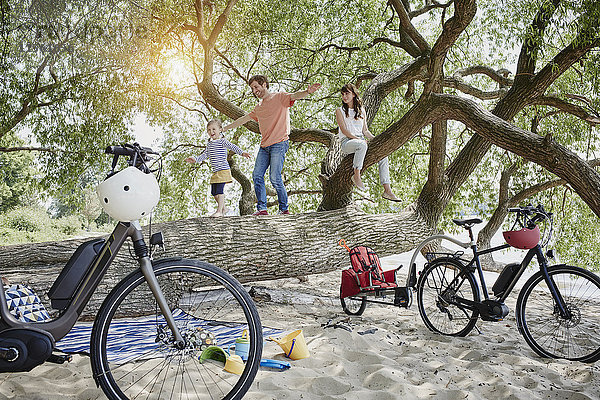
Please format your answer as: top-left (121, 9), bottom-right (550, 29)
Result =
top-left (351, 175), bottom-right (367, 191)
top-left (210, 211), bottom-right (224, 217)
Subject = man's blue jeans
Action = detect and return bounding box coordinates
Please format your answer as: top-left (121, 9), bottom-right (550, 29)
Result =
top-left (253, 140), bottom-right (289, 212)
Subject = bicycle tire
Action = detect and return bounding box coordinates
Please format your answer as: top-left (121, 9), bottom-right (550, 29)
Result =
top-left (417, 257), bottom-right (480, 336)
top-left (340, 288), bottom-right (367, 316)
top-left (90, 258), bottom-right (262, 400)
top-left (516, 265), bottom-right (600, 363)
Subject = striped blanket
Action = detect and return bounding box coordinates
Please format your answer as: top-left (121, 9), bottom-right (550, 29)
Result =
top-left (56, 308), bottom-right (282, 364)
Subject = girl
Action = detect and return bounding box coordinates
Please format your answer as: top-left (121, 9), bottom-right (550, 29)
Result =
top-left (186, 119), bottom-right (251, 217)
top-left (335, 83), bottom-right (400, 201)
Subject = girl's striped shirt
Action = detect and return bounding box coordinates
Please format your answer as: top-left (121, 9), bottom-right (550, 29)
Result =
top-left (195, 138), bottom-right (245, 172)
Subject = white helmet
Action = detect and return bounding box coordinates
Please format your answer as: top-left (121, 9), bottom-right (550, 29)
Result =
top-left (96, 166), bottom-right (160, 222)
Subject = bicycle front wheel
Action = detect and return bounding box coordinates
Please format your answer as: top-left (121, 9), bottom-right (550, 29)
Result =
top-left (90, 259), bottom-right (262, 400)
top-left (417, 257), bottom-right (480, 336)
top-left (516, 265), bottom-right (600, 363)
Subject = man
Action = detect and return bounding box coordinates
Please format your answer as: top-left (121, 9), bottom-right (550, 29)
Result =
top-left (224, 75), bottom-right (321, 215)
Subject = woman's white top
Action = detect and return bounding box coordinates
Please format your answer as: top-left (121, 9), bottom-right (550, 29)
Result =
top-left (337, 107), bottom-right (365, 140)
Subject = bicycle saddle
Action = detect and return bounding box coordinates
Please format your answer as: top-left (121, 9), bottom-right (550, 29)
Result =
top-left (452, 217), bottom-right (483, 227)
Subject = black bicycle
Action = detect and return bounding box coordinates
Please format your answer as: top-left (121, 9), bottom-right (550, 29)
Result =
top-left (0, 143), bottom-right (263, 399)
top-left (416, 204), bottom-right (600, 363)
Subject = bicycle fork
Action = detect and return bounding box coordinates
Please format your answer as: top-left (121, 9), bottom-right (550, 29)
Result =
top-left (131, 223), bottom-right (185, 347)
top-left (536, 249), bottom-right (572, 320)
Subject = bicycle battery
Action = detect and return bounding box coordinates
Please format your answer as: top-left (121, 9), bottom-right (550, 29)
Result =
top-left (48, 238), bottom-right (105, 310)
top-left (492, 262), bottom-right (520, 297)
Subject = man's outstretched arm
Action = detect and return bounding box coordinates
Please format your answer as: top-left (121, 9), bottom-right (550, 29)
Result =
top-left (223, 114), bottom-right (253, 132)
top-left (290, 83), bottom-right (321, 101)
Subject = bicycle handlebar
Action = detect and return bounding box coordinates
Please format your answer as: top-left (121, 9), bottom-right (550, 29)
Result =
top-left (105, 143), bottom-right (157, 157)
top-left (104, 143), bottom-right (159, 176)
top-left (508, 204), bottom-right (553, 230)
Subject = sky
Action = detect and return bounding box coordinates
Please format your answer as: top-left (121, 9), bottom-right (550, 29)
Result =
top-left (131, 114), bottom-right (163, 147)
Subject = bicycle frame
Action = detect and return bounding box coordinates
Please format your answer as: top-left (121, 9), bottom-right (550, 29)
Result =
top-left (414, 232), bottom-right (572, 319)
top-left (0, 221), bottom-right (184, 344)
top-left (472, 243), bottom-right (570, 317)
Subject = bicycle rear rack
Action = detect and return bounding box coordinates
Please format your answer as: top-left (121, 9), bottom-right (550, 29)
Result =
top-left (424, 251), bottom-right (465, 262)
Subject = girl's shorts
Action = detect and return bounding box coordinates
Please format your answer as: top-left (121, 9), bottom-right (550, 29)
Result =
top-left (211, 182), bottom-right (226, 196)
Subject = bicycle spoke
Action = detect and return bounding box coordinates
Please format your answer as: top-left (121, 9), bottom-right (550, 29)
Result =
top-left (91, 261), bottom-right (262, 399)
top-left (417, 258), bottom-right (479, 337)
top-left (517, 265), bottom-right (600, 362)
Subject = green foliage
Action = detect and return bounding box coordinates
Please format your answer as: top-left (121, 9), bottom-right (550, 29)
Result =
top-left (0, 205), bottom-right (87, 244)
top-left (1, 0), bottom-right (157, 205)
top-left (136, 0), bottom-right (430, 217)
top-left (3, 207), bottom-right (43, 232)
top-left (126, 0), bottom-right (599, 227)
top-left (0, 132), bottom-right (36, 212)
top-left (1, 0), bottom-right (598, 266)
top-left (509, 188), bottom-right (600, 273)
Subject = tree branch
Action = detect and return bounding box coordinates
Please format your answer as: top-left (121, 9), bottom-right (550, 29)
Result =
top-left (1, 65), bottom-right (121, 139)
top-left (0, 146), bottom-right (85, 157)
top-left (207, 0), bottom-right (239, 48)
top-left (317, 43), bottom-right (361, 53)
top-left (434, 92), bottom-right (600, 217)
top-left (388, 0), bottom-right (431, 54)
top-left (452, 66), bottom-right (513, 87)
top-left (514, 0), bottom-right (561, 83)
top-left (289, 127), bottom-right (335, 147)
top-left (427, 120), bottom-right (447, 187)
top-left (530, 35), bottom-right (600, 96)
top-left (530, 95), bottom-right (600, 125)
top-left (443, 77), bottom-right (510, 100)
top-left (192, 0), bottom-right (207, 44)
top-left (355, 72), bottom-right (378, 88)
top-left (156, 93), bottom-right (208, 118)
top-left (409, 0), bottom-right (454, 19)
top-left (362, 56), bottom-right (429, 124)
top-left (214, 47), bottom-right (247, 82)
top-left (426, 0), bottom-right (477, 94)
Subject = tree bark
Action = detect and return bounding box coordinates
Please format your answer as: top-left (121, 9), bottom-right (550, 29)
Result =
top-left (436, 93), bottom-right (600, 217)
top-left (0, 206), bottom-right (433, 316)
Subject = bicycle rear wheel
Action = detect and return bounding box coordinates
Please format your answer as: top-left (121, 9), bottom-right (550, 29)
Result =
top-left (90, 259), bottom-right (262, 400)
top-left (516, 265), bottom-right (600, 362)
top-left (417, 257), bottom-right (480, 336)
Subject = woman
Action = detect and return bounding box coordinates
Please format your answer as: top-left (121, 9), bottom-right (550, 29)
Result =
top-left (335, 83), bottom-right (400, 201)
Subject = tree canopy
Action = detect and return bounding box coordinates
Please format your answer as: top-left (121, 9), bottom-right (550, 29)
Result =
top-left (2, 0), bottom-right (599, 268)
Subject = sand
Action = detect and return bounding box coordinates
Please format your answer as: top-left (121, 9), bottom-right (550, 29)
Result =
top-left (1, 254), bottom-right (599, 400)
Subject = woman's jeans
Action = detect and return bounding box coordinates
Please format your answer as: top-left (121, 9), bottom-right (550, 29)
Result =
top-left (253, 140), bottom-right (289, 211)
top-left (341, 137), bottom-right (391, 185)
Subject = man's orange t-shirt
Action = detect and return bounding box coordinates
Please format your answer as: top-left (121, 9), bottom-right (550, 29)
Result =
top-left (249, 92), bottom-right (295, 147)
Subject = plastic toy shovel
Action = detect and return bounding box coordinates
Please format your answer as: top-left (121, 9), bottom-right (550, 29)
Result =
top-left (260, 359), bottom-right (291, 370)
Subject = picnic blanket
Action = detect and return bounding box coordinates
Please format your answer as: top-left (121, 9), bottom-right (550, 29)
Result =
top-left (56, 308), bottom-right (282, 364)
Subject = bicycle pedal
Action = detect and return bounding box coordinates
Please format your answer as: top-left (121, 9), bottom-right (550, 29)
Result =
top-left (47, 353), bottom-right (73, 364)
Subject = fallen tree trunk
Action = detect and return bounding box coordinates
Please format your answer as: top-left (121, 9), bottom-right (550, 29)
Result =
top-left (0, 206), bottom-right (432, 317)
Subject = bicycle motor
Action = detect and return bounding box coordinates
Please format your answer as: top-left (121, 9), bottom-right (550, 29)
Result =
top-left (0, 328), bottom-right (53, 372)
top-left (480, 299), bottom-right (509, 322)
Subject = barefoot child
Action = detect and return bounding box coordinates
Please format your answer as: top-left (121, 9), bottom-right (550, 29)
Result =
top-left (186, 119), bottom-right (250, 217)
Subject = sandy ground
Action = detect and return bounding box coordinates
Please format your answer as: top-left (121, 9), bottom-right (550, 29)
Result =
top-left (1, 255), bottom-right (599, 400)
